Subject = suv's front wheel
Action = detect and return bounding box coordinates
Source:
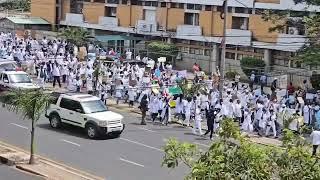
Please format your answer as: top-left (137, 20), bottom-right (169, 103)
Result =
top-left (49, 114), bottom-right (61, 128)
top-left (86, 124), bottom-right (98, 139)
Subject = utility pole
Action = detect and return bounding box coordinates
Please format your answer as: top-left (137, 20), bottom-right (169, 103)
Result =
top-left (219, 0), bottom-right (228, 97)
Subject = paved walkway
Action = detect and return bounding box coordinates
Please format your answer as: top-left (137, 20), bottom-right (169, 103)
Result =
top-left (0, 164), bottom-right (43, 180)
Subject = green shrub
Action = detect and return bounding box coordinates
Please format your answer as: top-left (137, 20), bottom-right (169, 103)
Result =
top-left (310, 73), bottom-right (320, 90)
top-left (240, 57), bottom-right (266, 77)
top-left (225, 71), bottom-right (238, 80)
top-left (147, 41), bottom-right (178, 63)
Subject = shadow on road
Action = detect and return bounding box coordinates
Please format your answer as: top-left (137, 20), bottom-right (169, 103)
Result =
top-left (36, 123), bottom-right (117, 140)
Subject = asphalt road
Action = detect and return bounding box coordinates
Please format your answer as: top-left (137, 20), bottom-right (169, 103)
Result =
top-left (0, 164), bottom-right (43, 180)
top-left (0, 106), bottom-right (212, 180)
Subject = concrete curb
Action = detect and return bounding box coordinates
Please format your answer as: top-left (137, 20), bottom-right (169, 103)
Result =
top-left (16, 165), bottom-right (48, 178)
top-left (0, 140), bottom-right (104, 180)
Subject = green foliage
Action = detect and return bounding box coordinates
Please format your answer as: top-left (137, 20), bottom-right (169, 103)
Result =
top-left (147, 41), bottom-right (178, 63)
top-left (162, 118), bottom-right (320, 180)
top-left (240, 57), bottom-right (266, 77)
top-left (178, 78), bottom-right (207, 98)
top-left (225, 71), bottom-right (238, 80)
top-left (1, 0), bottom-right (30, 11)
top-left (58, 27), bottom-right (91, 47)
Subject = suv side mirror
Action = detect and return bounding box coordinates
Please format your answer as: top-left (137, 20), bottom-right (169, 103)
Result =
top-left (75, 108), bottom-right (83, 113)
top-left (3, 79), bottom-right (9, 83)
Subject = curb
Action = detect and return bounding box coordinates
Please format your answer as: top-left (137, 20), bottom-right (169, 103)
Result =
top-left (16, 165), bottom-right (48, 178)
top-left (0, 140), bottom-right (104, 180)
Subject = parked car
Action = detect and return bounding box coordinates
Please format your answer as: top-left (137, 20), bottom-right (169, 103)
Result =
top-left (46, 93), bottom-right (125, 139)
top-left (0, 61), bottom-right (18, 72)
top-left (0, 71), bottom-right (39, 91)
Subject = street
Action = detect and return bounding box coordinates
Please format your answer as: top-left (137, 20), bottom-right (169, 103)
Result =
top-left (0, 105), bottom-right (212, 180)
top-left (0, 164), bottom-right (43, 180)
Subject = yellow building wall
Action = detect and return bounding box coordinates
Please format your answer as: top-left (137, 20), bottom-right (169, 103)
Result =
top-left (117, 5), bottom-right (131, 27)
top-left (249, 14), bottom-right (279, 43)
top-left (199, 11), bottom-right (213, 36)
top-left (31, 0), bottom-right (56, 25)
top-left (130, 5), bottom-right (143, 26)
top-left (157, 8), bottom-right (168, 30)
top-left (212, 12), bottom-right (232, 36)
top-left (83, 2), bottom-right (105, 24)
top-left (62, 0), bottom-right (70, 21)
top-left (167, 8), bottom-right (185, 31)
top-left (255, 0), bottom-right (280, 3)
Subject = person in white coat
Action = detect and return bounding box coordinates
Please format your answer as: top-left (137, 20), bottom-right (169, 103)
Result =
top-left (128, 87), bottom-right (137, 107)
top-left (184, 98), bottom-right (192, 127)
top-left (311, 128), bottom-right (320, 156)
top-left (242, 108), bottom-right (253, 132)
top-left (149, 97), bottom-right (159, 122)
top-left (233, 99), bottom-right (242, 124)
top-left (265, 109), bottom-right (277, 138)
top-left (303, 104), bottom-right (311, 125)
top-left (192, 105), bottom-right (203, 135)
top-left (259, 109), bottom-right (269, 136)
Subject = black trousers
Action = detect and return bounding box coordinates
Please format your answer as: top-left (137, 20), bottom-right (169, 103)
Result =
top-left (313, 145), bottom-right (318, 156)
top-left (204, 121), bottom-right (214, 139)
top-left (53, 76), bottom-right (61, 88)
top-left (62, 75), bottom-right (67, 83)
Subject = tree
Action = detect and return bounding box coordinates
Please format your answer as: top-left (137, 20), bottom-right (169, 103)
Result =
top-left (147, 41), bottom-right (178, 64)
top-left (162, 118), bottom-right (320, 179)
top-left (262, 1), bottom-right (320, 67)
top-left (1, 0), bottom-right (30, 12)
top-left (58, 27), bottom-right (91, 47)
top-left (240, 57), bottom-right (266, 77)
top-left (0, 90), bottom-right (52, 164)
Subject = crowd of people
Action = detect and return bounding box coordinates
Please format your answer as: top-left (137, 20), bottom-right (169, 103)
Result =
top-left (2, 32), bottom-right (320, 153)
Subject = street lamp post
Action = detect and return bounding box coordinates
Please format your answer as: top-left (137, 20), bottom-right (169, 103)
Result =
top-left (219, 0), bottom-right (228, 97)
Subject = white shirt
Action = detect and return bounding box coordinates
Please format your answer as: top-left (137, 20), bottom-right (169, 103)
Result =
top-left (52, 64), bottom-right (60, 76)
top-left (233, 103), bottom-right (242, 118)
top-left (311, 131), bottom-right (320, 145)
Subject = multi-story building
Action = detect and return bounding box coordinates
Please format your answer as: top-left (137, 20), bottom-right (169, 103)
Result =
top-left (31, 0), bottom-right (319, 75)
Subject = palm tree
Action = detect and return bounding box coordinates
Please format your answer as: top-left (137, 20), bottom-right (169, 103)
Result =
top-left (0, 89), bottom-right (52, 164)
top-left (58, 27), bottom-right (91, 47)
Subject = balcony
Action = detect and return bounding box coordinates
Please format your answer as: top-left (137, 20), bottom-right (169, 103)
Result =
top-left (99, 16), bottom-right (118, 28)
top-left (64, 13), bottom-right (84, 24)
top-left (226, 29), bottom-right (252, 46)
top-left (276, 33), bottom-right (306, 51)
top-left (176, 25), bottom-right (202, 36)
top-left (136, 20), bottom-right (157, 33)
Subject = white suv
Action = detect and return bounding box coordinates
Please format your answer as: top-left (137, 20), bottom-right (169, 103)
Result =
top-left (46, 93), bottom-right (125, 139)
top-left (0, 71), bottom-right (39, 91)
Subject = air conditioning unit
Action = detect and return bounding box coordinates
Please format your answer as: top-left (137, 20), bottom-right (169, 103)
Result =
top-left (139, 23), bottom-right (152, 32)
top-left (288, 27), bottom-right (299, 35)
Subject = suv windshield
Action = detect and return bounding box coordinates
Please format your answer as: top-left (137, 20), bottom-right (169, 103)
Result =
top-left (82, 100), bottom-right (108, 114)
top-left (9, 74), bottom-right (32, 83)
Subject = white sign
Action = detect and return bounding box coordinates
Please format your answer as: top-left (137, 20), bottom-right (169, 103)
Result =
top-left (158, 57), bottom-right (166, 63)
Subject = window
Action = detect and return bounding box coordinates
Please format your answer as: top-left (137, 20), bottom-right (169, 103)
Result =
top-left (226, 52), bottom-right (236, 60)
top-left (145, 1), bottom-right (158, 7)
top-left (95, 0), bottom-right (106, 3)
top-left (187, 4), bottom-right (202, 10)
top-left (217, 6), bottom-right (224, 12)
top-left (232, 17), bottom-right (248, 30)
top-left (184, 13), bottom-right (199, 26)
top-left (204, 49), bottom-right (212, 56)
top-left (82, 100), bottom-right (108, 114)
top-left (105, 7), bottom-right (117, 17)
top-left (107, 0), bottom-right (119, 4)
top-left (2, 74), bottom-right (8, 82)
top-left (60, 98), bottom-right (82, 112)
top-left (235, 7), bottom-right (246, 13)
top-left (8, 74), bottom-right (31, 83)
top-left (122, 0), bottom-right (128, 4)
top-left (228, 7), bottom-right (233, 13)
top-left (161, 2), bottom-right (166, 7)
top-left (205, 5), bottom-right (212, 11)
top-left (171, 3), bottom-right (184, 9)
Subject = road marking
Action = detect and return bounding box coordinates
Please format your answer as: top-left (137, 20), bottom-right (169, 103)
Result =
top-left (60, 139), bottom-right (81, 147)
top-left (9, 123), bottom-right (28, 130)
top-left (137, 127), bottom-right (156, 133)
top-left (194, 142), bottom-right (210, 148)
top-left (119, 157), bottom-right (145, 168)
top-left (120, 138), bottom-right (164, 152)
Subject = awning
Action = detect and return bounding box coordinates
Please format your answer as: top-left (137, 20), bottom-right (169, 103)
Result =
top-left (95, 35), bottom-right (144, 42)
top-left (6, 17), bottom-right (49, 25)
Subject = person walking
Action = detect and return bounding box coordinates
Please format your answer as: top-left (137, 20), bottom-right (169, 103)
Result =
top-left (203, 106), bottom-right (215, 140)
top-left (311, 127), bottom-right (320, 156)
top-left (265, 109), bottom-right (277, 138)
top-left (139, 95), bottom-right (148, 125)
top-left (192, 105), bottom-right (203, 135)
top-left (52, 61), bottom-right (61, 88)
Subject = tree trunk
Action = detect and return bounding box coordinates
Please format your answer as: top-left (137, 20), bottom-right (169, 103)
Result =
top-left (29, 118), bottom-right (35, 164)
